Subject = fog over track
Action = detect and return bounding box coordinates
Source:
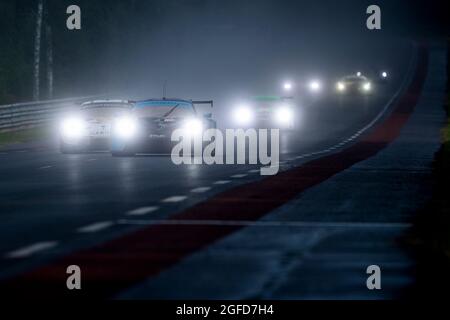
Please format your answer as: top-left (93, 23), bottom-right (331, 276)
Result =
top-left (1, 0), bottom-right (447, 298)
top-left (0, 38), bottom-right (415, 286)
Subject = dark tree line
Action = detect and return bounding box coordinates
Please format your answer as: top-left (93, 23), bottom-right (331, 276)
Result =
top-left (0, 0), bottom-right (448, 105)
top-left (0, 0), bottom-right (168, 104)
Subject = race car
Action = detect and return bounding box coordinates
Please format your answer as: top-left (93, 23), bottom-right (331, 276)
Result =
top-left (59, 100), bottom-right (134, 153)
top-left (231, 96), bottom-right (296, 130)
top-left (110, 98), bottom-right (216, 156)
top-left (335, 75), bottom-right (373, 95)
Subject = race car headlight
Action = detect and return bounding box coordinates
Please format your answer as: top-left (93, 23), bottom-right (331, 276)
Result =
top-left (114, 116), bottom-right (138, 139)
top-left (362, 82), bottom-right (371, 91)
top-left (283, 82), bottom-right (293, 92)
top-left (336, 82), bottom-right (346, 92)
top-left (275, 107), bottom-right (293, 125)
top-left (182, 118), bottom-right (204, 136)
top-left (60, 117), bottom-right (86, 140)
top-left (381, 71), bottom-right (388, 78)
top-left (309, 80), bottom-right (322, 93)
top-left (233, 106), bottom-right (253, 125)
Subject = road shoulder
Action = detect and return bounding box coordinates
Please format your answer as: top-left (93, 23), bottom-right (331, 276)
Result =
top-left (405, 40), bottom-right (450, 298)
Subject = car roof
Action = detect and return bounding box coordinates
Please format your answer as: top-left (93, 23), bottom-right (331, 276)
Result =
top-left (342, 75), bottom-right (368, 81)
top-left (81, 100), bottom-right (134, 107)
top-left (137, 98), bottom-right (193, 104)
top-left (135, 99), bottom-right (194, 109)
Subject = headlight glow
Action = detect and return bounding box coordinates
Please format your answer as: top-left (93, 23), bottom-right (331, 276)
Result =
top-left (114, 117), bottom-right (138, 139)
top-left (356, 72), bottom-right (362, 77)
top-left (309, 80), bottom-right (322, 92)
top-left (275, 107), bottom-right (293, 125)
top-left (60, 117), bottom-right (86, 140)
top-left (381, 71), bottom-right (388, 78)
top-left (362, 82), bottom-right (371, 91)
top-left (283, 82), bottom-right (293, 91)
top-left (336, 82), bottom-right (346, 92)
top-left (233, 106), bottom-right (253, 125)
top-left (183, 118), bottom-right (204, 136)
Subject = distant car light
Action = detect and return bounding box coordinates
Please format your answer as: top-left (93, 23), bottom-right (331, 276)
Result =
top-left (275, 107), bottom-right (293, 125)
top-left (283, 82), bottom-right (293, 91)
top-left (356, 72), bottom-right (362, 77)
top-left (381, 71), bottom-right (388, 78)
top-left (233, 106), bottom-right (253, 125)
top-left (362, 82), bottom-right (371, 91)
top-left (60, 117), bottom-right (86, 140)
top-left (336, 82), bottom-right (346, 92)
top-left (114, 116), bottom-right (138, 139)
top-left (309, 80), bottom-right (322, 93)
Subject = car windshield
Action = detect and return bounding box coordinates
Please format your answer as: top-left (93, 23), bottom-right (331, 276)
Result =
top-left (344, 76), bottom-right (366, 82)
top-left (251, 96), bottom-right (292, 109)
top-left (82, 104), bottom-right (131, 118)
top-left (133, 101), bottom-right (195, 118)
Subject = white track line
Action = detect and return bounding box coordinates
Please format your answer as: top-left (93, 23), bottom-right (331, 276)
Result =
top-left (191, 187), bottom-right (212, 193)
top-left (161, 196), bottom-right (188, 203)
top-left (77, 221), bottom-right (114, 233)
top-left (4, 241), bottom-right (58, 259)
top-left (117, 219), bottom-right (412, 229)
top-left (231, 174), bottom-right (247, 179)
top-left (247, 169), bottom-right (260, 173)
top-left (126, 206), bottom-right (159, 216)
top-left (39, 166), bottom-right (53, 170)
top-left (214, 180), bottom-right (231, 185)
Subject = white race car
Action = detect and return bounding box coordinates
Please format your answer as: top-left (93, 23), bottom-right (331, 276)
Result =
top-left (232, 96), bottom-right (296, 130)
top-left (59, 100), bottom-right (134, 153)
top-left (335, 75), bottom-right (373, 95)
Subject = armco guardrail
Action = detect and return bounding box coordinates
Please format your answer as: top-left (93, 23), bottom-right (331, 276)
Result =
top-left (0, 96), bottom-right (99, 132)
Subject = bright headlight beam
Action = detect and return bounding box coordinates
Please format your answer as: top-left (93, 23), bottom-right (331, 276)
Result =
top-left (283, 82), bottom-right (293, 91)
top-left (381, 71), bottom-right (388, 78)
top-left (363, 82), bottom-right (371, 91)
top-left (60, 117), bottom-right (86, 140)
top-left (337, 82), bottom-right (345, 92)
top-left (233, 106), bottom-right (253, 125)
top-left (114, 117), bottom-right (137, 139)
top-left (183, 118), bottom-right (203, 136)
top-left (309, 80), bottom-right (321, 92)
top-left (275, 107), bottom-right (293, 125)
top-left (356, 72), bottom-right (362, 77)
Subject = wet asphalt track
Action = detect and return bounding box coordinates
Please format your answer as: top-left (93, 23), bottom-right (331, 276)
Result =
top-left (0, 39), bottom-right (423, 297)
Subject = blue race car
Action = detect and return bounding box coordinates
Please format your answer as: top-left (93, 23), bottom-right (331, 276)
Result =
top-left (110, 98), bottom-right (215, 156)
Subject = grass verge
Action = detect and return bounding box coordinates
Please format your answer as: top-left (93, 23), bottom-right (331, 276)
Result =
top-left (0, 126), bottom-right (49, 148)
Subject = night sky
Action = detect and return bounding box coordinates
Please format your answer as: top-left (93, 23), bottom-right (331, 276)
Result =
top-left (0, 0), bottom-right (448, 102)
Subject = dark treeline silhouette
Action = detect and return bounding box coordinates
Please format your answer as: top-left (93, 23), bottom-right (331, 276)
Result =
top-left (0, 0), bottom-right (448, 104)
